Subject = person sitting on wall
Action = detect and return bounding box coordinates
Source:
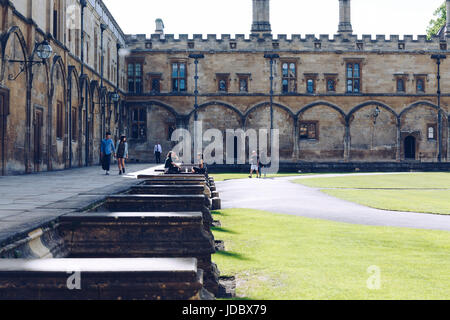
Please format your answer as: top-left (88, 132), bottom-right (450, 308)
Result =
top-left (164, 151), bottom-right (182, 174)
top-left (192, 153), bottom-right (207, 175)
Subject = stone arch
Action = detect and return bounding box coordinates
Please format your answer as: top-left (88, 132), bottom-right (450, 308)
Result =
top-left (144, 100), bottom-right (179, 118)
top-left (348, 102), bottom-right (398, 161)
top-left (399, 101), bottom-right (441, 119)
top-left (79, 75), bottom-right (90, 166)
top-left (189, 100), bottom-right (244, 120)
top-left (347, 100), bottom-right (399, 123)
top-left (244, 101), bottom-right (295, 121)
top-left (0, 26), bottom-right (29, 83)
top-left (298, 102), bottom-right (346, 161)
top-left (297, 100), bottom-right (346, 120)
top-left (90, 80), bottom-right (101, 165)
top-left (139, 102), bottom-right (179, 161)
top-left (399, 101), bottom-right (445, 161)
top-left (187, 101), bottom-right (243, 163)
top-left (68, 67), bottom-right (81, 167)
top-left (49, 55), bottom-right (67, 170)
top-left (244, 102), bottom-right (295, 160)
top-left (0, 26), bottom-right (30, 173)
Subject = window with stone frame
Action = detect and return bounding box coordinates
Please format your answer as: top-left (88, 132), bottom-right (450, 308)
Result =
top-left (304, 74), bottom-right (318, 94)
top-left (393, 74), bottom-right (408, 93)
top-left (415, 75), bottom-right (426, 93)
top-left (128, 62), bottom-right (143, 94)
top-left (217, 74), bottom-right (230, 93)
top-left (396, 78), bottom-right (405, 93)
top-left (56, 101), bottom-right (63, 140)
top-left (237, 74), bottom-right (250, 93)
top-left (172, 61), bottom-right (187, 92)
top-left (427, 123), bottom-right (437, 140)
top-left (299, 121), bottom-right (319, 140)
top-left (282, 62), bottom-right (297, 94)
top-left (346, 61), bottom-right (362, 93)
top-left (53, 0), bottom-right (61, 41)
top-left (325, 74), bottom-right (338, 93)
top-left (131, 107), bottom-right (147, 140)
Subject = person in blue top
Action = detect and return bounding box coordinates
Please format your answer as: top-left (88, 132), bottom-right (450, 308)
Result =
top-left (100, 132), bottom-right (116, 175)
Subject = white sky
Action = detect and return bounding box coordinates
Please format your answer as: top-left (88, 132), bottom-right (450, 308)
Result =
top-left (103, 0), bottom-right (444, 38)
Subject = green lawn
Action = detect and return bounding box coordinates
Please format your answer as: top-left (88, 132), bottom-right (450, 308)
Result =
top-left (293, 173), bottom-right (450, 215)
top-left (211, 173), bottom-right (306, 182)
top-left (295, 172), bottom-right (450, 189)
top-left (212, 209), bottom-right (450, 300)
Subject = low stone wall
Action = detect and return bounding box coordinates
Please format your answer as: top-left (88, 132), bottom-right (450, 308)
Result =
top-left (0, 172), bottom-right (223, 300)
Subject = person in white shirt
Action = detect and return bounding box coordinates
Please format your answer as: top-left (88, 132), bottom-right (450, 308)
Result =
top-left (154, 143), bottom-right (162, 164)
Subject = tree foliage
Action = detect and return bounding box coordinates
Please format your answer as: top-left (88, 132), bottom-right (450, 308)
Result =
top-left (427, 2), bottom-right (446, 39)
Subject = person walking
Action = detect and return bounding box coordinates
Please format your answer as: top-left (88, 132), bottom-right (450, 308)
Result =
top-left (257, 154), bottom-right (264, 178)
top-left (154, 143), bottom-right (162, 164)
top-left (116, 135), bottom-right (129, 175)
top-left (100, 132), bottom-right (116, 176)
top-left (249, 150), bottom-right (259, 178)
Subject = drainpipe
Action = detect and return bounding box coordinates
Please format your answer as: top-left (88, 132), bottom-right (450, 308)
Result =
top-left (116, 43), bottom-right (121, 135)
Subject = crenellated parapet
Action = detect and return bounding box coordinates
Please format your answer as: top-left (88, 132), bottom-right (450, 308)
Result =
top-left (125, 33), bottom-right (449, 53)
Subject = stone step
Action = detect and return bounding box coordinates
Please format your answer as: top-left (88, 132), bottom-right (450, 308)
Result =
top-left (92, 195), bottom-right (213, 231)
top-left (0, 258), bottom-right (203, 300)
top-left (137, 174), bottom-right (206, 180)
top-left (128, 185), bottom-right (206, 195)
top-left (102, 194), bottom-right (211, 213)
top-left (142, 179), bottom-right (208, 186)
top-left (60, 211), bottom-right (219, 295)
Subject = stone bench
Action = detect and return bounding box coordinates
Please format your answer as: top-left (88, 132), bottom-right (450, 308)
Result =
top-left (93, 195), bottom-right (213, 230)
top-left (0, 258), bottom-right (203, 300)
top-left (60, 211), bottom-right (219, 295)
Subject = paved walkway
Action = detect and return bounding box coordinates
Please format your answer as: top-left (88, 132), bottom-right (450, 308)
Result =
top-left (0, 164), bottom-right (161, 243)
top-left (217, 175), bottom-right (450, 231)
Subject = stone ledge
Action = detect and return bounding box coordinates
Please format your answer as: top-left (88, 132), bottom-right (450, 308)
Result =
top-left (0, 258), bottom-right (203, 300)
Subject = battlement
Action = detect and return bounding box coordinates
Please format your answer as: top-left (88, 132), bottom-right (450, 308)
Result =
top-left (125, 33), bottom-right (449, 53)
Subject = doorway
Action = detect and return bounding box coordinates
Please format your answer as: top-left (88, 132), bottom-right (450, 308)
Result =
top-left (404, 136), bottom-right (416, 160)
top-left (0, 91), bottom-right (7, 176)
top-left (34, 109), bottom-right (43, 172)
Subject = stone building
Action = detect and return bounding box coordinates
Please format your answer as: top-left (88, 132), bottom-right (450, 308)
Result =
top-left (124, 0), bottom-right (450, 166)
top-left (0, 0), bottom-right (126, 175)
top-left (2, 0), bottom-right (450, 176)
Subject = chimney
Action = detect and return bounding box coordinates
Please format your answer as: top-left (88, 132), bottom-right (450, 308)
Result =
top-left (155, 18), bottom-right (165, 37)
top-left (251, 0), bottom-right (271, 36)
top-left (338, 0), bottom-right (353, 34)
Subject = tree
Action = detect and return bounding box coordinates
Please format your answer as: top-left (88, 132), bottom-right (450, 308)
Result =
top-left (427, 2), bottom-right (446, 39)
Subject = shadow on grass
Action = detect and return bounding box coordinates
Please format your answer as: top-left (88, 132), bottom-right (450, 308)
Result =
top-left (219, 296), bottom-right (253, 301)
top-left (214, 250), bottom-right (251, 261)
top-left (211, 226), bottom-right (238, 235)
